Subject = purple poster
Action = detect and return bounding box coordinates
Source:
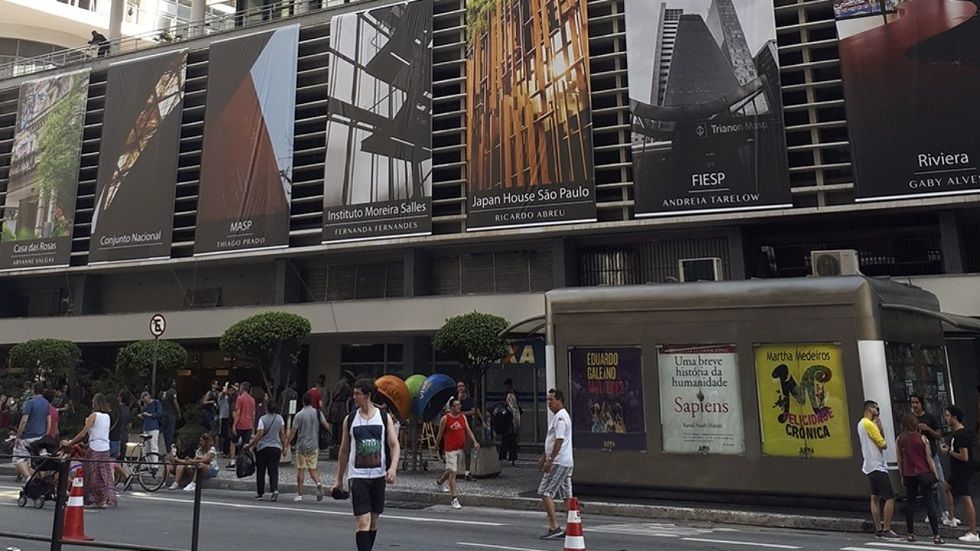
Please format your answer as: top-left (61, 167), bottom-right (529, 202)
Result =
top-left (569, 346), bottom-right (646, 451)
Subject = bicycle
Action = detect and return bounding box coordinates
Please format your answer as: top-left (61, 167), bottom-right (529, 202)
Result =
top-left (115, 433), bottom-right (167, 492)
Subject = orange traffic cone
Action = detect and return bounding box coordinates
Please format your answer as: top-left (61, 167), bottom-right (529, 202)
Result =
top-left (563, 497), bottom-right (585, 551)
top-left (63, 466), bottom-right (93, 542)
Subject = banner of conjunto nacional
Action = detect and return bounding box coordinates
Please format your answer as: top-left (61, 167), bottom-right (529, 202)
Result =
top-left (195, 25), bottom-right (299, 256)
top-left (833, 0), bottom-right (980, 200)
top-left (624, 0), bottom-right (792, 216)
top-left (1, 69), bottom-right (90, 271)
top-left (90, 50), bottom-right (187, 263)
top-left (321, 0), bottom-right (433, 243)
top-left (464, 0), bottom-right (596, 231)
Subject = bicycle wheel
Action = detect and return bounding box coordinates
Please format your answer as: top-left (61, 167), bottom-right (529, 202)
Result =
top-left (137, 459), bottom-right (166, 492)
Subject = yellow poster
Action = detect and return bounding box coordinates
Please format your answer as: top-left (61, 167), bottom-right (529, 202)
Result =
top-left (754, 343), bottom-right (852, 459)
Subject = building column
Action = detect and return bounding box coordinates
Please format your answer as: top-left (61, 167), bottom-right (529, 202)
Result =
top-left (108, 0), bottom-right (124, 48)
top-left (403, 248), bottom-right (431, 298)
top-left (939, 211), bottom-right (964, 274)
top-left (190, 0), bottom-right (207, 37)
top-left (551, 237), bottom-right (577, 288)
top-left (725, 226), bottom-right (747, 281)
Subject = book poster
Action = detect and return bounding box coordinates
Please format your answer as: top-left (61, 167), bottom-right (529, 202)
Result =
top-left (569, 346), bottom-right (646, 452)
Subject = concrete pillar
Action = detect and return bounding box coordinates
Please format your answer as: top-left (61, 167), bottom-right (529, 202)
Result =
top-left (725, 226), bottom-right (747, 281)
top-left (108, 0), bottom-right (124, 47)
top-left (191, 0), bottom-right (207, 37)
top-left (551, 237), bottom-right (577, 289)
top-left (939, 211), bottom-right (964, 274)
top-left (403, 248), bottom-right (431, 298)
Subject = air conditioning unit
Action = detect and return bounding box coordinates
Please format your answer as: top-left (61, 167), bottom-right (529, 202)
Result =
top-left (679, 257), bottom-right (723, 282)
top-left (810, 249), bottom-right (861, 276)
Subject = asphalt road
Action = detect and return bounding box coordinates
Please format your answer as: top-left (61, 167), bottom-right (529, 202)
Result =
top-left (0, 483), bottom-right (978, 551)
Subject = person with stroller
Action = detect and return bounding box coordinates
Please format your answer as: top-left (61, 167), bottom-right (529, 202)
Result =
top-left (62, 393), bottom-right (117, 508)
top-left (13, 383), bottom-right (51, 481)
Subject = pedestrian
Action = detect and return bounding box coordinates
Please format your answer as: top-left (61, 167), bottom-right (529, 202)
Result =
top-left (108, 393), bottom-right (131, 460)
top-left (12, 382), bottom-right (51, 481)
top-left (160, 386), bottom-right (181, 456)
top-left (857, 400), bottom-right (900, 539)
top-left (909, 393), bottom-right (956, 526)
top-left (537, 388), bottom-right (573, 540)
top-left (499, 379), bottom-right (521, 465)
top-left (228, 381), bottom-right (255, 469)
top-left (88, 30), bottom-right (110, 57)
top-left (310, 374), bottom-right (326, 411)
top-left (62, 393), bottom-right (117, 508)
top-left (45, 390), bottom-right (60, 440)
top-left (201, 380), bottom-right (221, 435)
top-left (137, 391), bottom-right (163, 464)
top-left (435, 397), bottom-right (480, 510)
top-left (170, 433), bottom-right (219, 492)
top-left (245, 401), bottom-right (286, 501)
top-left (217, 382), bottom-right (234, 456)
top-left (328, 378), bottom-right (353, 448)
top-left (456, 381), bottom-right (477, 481)
top-left (896, 412), bottom-right (942, 544)
top-left (941, 404), bottom-right (979, 542)
top-left (288, 390), bottom-right (330, 501)
top-left (331, 378), bottom-right (401, 551)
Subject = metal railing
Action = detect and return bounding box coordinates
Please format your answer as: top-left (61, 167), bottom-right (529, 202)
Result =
top-left (0, 0), bottom-right (351, 80)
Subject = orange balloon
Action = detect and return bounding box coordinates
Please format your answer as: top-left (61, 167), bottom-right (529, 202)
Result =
top-left (375, 375), bottom-right (412, 421)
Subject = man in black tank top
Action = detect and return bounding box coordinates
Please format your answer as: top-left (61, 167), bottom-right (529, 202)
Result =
top-left (331, 379), bottom-right (401, 551)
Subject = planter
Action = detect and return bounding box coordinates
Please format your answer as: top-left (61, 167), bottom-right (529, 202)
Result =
top-left (471, 444), bottom-right (502, 478)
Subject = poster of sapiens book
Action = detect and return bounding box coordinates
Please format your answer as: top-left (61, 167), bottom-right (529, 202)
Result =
top-left (658, 344), bottom-right (744, 454)
top-left (569, 347), bottom-right (646, 451)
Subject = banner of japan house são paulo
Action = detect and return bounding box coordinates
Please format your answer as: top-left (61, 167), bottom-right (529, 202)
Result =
top-left (569, 347), bottom-right (646, 452)
top-left (754, 343), bottom-right (851, 458)
top-left (624, 0), bottom-right (791, 216)
top-left (195, 25), bottom-right (299, 255)
top-left (1, 70), bottom-right (89, 270)
top-left (464, 0), bottom-right (596, 230)
top-left (90, 51), bottom-right (187, 263)
top-left (833, 0), bottom-right (980, 200)
top-left (322, 0), bottom-right (433, 243)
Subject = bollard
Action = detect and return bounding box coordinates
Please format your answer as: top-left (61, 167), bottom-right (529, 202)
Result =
top-left (190, 474), bottom-right (203, 551)
top-left (49, 458), bottom-right (70, 551)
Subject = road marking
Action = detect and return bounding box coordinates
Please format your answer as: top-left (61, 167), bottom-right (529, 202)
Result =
top-left (456, 543), bottom-right (547, 551)
top-left (125, 493), bottom-right (506, 526)
top-left (681, 537), bottom-right (801, 549)
top-left (859, 542), bottom-right (980, 550)
top-left (589, 522), bottom-right (736, 537)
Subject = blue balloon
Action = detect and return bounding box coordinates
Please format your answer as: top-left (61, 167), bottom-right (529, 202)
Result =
top-left (415, 373), bottom-right (456, 421)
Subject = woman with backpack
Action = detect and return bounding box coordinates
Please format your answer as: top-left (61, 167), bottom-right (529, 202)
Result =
top-left (896, 412), bottom-right (943, 544)
top-left (244, 401), bottom-right (286, 501)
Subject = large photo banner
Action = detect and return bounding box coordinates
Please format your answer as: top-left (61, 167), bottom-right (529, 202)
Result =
top-left (754, 343), bottom-right (852, 459)
top-left (322, 0), bottom-right (433, 243)
top-left (1, 70), bottom-right (89, 270)
top-left (195, 25), bottom-right (299, 255)
top-left (465, 0), bottom-right (596, 230)
top-left (90, 51), bottom-right (187, 263)
top-left (658, 344), bottom-right (744, 455)
top-left (625, 0), bottom-right (791, 216)
top-left (569, 347), bottom-right (646, 452)
top-left (834, 0), bottom-right (980, 200)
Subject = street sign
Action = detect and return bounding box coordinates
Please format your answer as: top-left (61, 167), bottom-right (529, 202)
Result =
top-left (149, 313), bottom-right (167, 338)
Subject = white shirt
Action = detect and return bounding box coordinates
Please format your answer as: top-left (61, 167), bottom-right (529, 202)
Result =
top-left (89, 412), bottom-right (111, 453)
top-left (347, 408), bottom-right (387, 479)
top-left (857, 417), bottom-right (888, 474)
top-left (545, 408), bottom-right (573, 467)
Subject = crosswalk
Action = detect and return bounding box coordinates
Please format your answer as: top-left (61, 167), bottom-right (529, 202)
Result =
top-left (842, 540), bottom-right (980, 551)
top-left (588, 521), bottom-right (740, 538)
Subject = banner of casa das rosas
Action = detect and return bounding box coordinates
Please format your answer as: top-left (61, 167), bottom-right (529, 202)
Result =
top-left (569, 347), bottom-right (646, 452)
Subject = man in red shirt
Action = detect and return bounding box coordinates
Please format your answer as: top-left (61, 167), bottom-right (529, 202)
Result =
top-left (434, 398), bottom-right (479, 509)
top-left (228, 381), bottom-right (256, 469)
top-left (309, 375), bottom-right (326, 411)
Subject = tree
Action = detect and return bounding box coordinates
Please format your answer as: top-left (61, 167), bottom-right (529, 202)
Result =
top-left (219, 311), bottom-right (311, 400)
top-left (432, 311), bottom-right (509, 423)
top-left (115, 340), bottom-right (188, 396)
top-left (4, 339), bottom-right (81, 395)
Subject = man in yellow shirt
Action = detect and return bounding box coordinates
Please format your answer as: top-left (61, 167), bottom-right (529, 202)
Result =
top-left (857, 400), bottom-right (899, 539)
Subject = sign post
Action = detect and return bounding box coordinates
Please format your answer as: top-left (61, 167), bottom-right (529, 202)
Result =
top-left (149, 313), bottom-right (167, 397)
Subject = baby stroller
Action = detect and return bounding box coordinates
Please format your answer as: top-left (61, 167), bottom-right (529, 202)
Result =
top-left (17, 436), bottom-right (67, 509)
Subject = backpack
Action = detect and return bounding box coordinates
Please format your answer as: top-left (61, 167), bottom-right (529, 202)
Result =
top-left (346, 408), bottom-right (393, 471)
top-left (236, 449), bottom-right (256, 478)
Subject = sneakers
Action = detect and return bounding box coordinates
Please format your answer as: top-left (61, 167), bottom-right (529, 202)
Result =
top-left (254, 495), bottom-right (264, 501)
top-left (451, 497), bottom-right (461, 509)
top-left (183, 482), bottom-right (196, 493)
top-left (271, 491), bottom-right (279, 502)
top-left (539, 527), bottom-right (564, 540)
top-left (943, 512), bottom-right (962, 527)
top-left (878, 530), bottom-right (901, 539)
top-left (168, 482), bottom-right (179, 490)
top-left (226, 462), bottom-right (236, 470)
top-left (959, 532), bottom-right (980, 543)
top-left (464, 473), bottom-right (474, 481)
top-left (294, 495), bottom-right (303, 502)
top-left (316, 484), bottom-right (324, 502)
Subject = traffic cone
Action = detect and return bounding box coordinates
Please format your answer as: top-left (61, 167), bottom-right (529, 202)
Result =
top-left (63, 466), bottom-right (93, 542)
top-left (563, 497), bottom-right (585, 551)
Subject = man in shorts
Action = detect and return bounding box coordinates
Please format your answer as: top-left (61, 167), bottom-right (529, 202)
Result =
top-left (331, 379), bottom-right (401, 551)
top-left (13, 383), bottom-right (51, 480)
top-left (857, 400), bottom-right (900, 539)
top-left (942, 404), bottom-right (979, 542)
top-left (435, 398), bottom-right (480, 509)
top-left (289, 390), bottom-right (330, 502)
top-left (538, 389), bottom-right (573, 540)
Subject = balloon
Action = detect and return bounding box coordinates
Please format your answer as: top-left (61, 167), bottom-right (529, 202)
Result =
top-left (415, 373), bottom-right (456, 422)
top-left (405, 374), bottom-right (426, 400)
top-left (375, 375), bottom-right (411, 422)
